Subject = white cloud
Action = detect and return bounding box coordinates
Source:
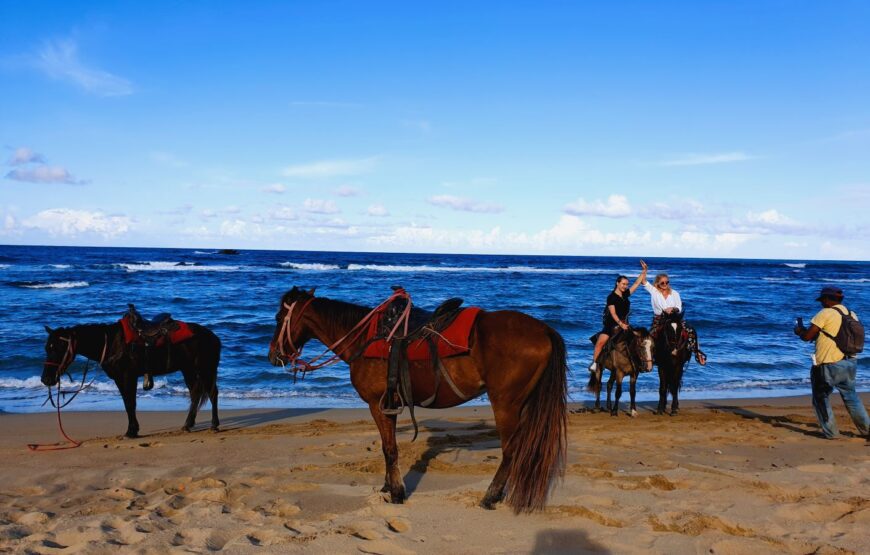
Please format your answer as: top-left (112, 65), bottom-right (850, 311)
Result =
top-left (659, 152), bottom-right (754, 166)
top-left (367, 204), bottom-right (389, 217)
top-left (564, 194), bottom-right (631, 218)
top-left (427, 195), bottom-right (504, 214)
top-left (335, 185), bottom-right (361, 197)
top-left (303, 198), bottom-right (340, 214)
top-left (8, 147), bottom-right (45, 165)
top-left (640, 199), bottom-right (707, 221)
top-left (35, 39), bottom-right (133, 96)
top-left (270, 206), bottom-right (298, 221)
top-left (23, 208), bottom-right (131, 237)
top-left (262, 183), bottom-right (286, 194)
top-left (5, 165), bottom-right (85, 185)
top-left (282, 157), bottom-right (377, 179)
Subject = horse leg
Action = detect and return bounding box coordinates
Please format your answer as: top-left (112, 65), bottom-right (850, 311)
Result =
top-left (670, 366), bottom-right (681, 416)
top-left (116, 375), bottom-right (139, 438)
top-left (593, 369), bottom-right (602, 411)
top-left (182, 370), bottom-right (200, 432)
top-left (611, 374), bottom-right (622, 417)
top-left (606, 373), bottom-right (615, 413)
top-left (369, 403), bottom-right (405, 503)
top-left (629, 373), bottom-right (638, 418)
top-left (209, 382), bottom-right (219, 432)
top-left (481, 402), bottom-right (520, 509)
top-left (656, 366), bottom-right (667, 415)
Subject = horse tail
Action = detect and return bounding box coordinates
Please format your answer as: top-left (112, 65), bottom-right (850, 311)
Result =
top-left (586, 369), bottom-right (599, 392)
top-left (194, 328), bottom-right (221, 409)
top-left (504, 328), bottom-right (568, 514)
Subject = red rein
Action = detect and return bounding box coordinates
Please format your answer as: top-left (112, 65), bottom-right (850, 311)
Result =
top-left (275, 289), bottom-right (412, 375)
top-left (28, 334), bottom-right (107, 452)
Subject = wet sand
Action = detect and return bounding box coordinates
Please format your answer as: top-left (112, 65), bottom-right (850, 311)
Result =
top-left (1, 395), bottom-right (868, 554)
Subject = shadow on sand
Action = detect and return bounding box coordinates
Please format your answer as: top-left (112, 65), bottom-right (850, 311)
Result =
top-left (701, 403), bottom-right (824, 438)
top-left (402, 418), bottom-right (500, 497)
top-left (531, 528), bottom-right (611, 554)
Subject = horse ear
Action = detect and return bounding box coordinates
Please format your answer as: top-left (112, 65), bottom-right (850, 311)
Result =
top-left (307, 287), bottom-right (316, 296)
top-left (633, 329), bottom-right (641, 336)
top-left (44, 325), bottom-right (53, 335)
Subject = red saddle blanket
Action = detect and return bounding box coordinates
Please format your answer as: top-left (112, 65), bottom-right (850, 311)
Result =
top-left (119, 315), bottom-right (194, 346)
top-left (363, 307), bottom-right (481, 361)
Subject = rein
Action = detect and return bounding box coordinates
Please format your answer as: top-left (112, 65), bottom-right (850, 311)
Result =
top-left (275, 289), bottom-right (412, 377)
top-left (29, 332), bottom-right (108, 452)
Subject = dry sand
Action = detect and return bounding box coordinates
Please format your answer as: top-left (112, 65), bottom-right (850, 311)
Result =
top-left (1, 395), bottom-right (868, 554)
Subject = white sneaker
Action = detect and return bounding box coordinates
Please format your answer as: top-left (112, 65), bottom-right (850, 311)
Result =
top-left (588, 361), bottom-right (597, 372)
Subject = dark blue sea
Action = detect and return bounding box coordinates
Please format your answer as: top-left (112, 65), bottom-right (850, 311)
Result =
top-left (0, 245), bottom-right (867, 413)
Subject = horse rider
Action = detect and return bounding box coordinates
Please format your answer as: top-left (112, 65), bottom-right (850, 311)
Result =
top-left (639, 260), bottom-right (706, 365)
top-left (588, 269), bottom-right (648, 373)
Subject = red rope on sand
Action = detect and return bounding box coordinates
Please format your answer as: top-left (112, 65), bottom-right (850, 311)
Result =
top-left (27, 381), bottom-right (83, 451)
top-left (28, 333), bottom-right (106, 452)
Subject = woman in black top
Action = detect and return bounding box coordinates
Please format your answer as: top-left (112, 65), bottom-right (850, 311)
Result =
top-left (589, 266), bottom-right (647, 372)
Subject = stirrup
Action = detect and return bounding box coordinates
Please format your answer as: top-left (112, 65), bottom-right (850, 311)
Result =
top-left (379, 390), bottom-right (405, 415)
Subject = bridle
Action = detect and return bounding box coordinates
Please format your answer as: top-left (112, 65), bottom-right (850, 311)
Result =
top-left (627, 331), bottom-right (654, 371)
top-left (42, 331), bottom-right (108, 407)
top-left (272, 289), bottom-right (412, 375)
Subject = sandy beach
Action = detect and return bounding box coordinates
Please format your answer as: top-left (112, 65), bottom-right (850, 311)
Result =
top-left (1, 395), bottom-right (868, 555)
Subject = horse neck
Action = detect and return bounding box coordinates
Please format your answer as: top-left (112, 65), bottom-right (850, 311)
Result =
top-left (305, 298), bottom-right (373, 359)
top-left (70, 323), bottom-right (117, 361)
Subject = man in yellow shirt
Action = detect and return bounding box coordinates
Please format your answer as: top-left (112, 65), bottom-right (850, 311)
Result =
top-left (794, 286), bottom-right (869, 439)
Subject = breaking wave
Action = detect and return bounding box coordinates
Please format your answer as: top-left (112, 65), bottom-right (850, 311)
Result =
top-left (12, 281), bottom-right (89, 289)
top-left (117, 261), bottom-right (240, 272)
top-left (280, 262), bottom-right (342, 271)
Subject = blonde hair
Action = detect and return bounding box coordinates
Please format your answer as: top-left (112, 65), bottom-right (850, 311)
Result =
top-left (654, 273), bottom-right (669, 286)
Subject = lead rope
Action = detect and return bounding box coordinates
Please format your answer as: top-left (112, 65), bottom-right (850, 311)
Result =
top-left (28, 333), bottom-right (107, 452)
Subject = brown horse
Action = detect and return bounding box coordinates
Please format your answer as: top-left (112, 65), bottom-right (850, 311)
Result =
top-left (267, 287), bottom-right (567, 513)
top-left (586, 328), bottom-right (654, 417)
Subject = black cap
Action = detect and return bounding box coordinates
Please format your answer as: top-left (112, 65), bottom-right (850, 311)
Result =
top-left (816, 286), bottom-right (844, 301)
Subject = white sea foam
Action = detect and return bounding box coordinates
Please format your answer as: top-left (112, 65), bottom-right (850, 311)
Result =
top-left (822, 278), bottom-right (870, 283)
top-left (19, 281), bottom-right (89, 289)
top-left (346, 264), bottom-right (617, 274)
top-left (762, 277), bottom-right (789, 282)
top-left (783, 263), bottom-right (806, 269)
top-left (0, 264), bottom-right (10, 269)
top-left (118, 261), bottom-right (239, 272)
top-left (194, 251), bottom-right (217, 255)
top-left (50, 264), bottom-right (71, 269)
top-left (280, 262), bottom-right (342, 271)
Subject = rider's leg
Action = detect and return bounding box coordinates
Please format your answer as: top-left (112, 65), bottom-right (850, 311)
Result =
top-left (589, 333), bottom-right (609, 371)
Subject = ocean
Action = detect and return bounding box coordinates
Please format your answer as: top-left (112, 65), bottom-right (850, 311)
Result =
top-left (0, 245), bottom-right (867, 413)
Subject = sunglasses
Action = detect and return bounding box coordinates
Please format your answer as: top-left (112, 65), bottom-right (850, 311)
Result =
top-left (657, 281), bottom-right (669, 287)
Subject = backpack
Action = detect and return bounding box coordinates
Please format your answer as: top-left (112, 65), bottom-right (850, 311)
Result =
top-left (820, 306), bottom-right (865, 356)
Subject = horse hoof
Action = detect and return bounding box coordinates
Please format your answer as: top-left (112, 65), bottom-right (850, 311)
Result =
top-left (609, 411), bottom-right (618, 417)
top-left (630, 410), bottom-right (638, 418)
top-left (670, 410), bottom-right (679, 417)
top-left (210, 426), bottom-right (220, 433)
top-left (380, 484), bottom-right (390, 493)
top-left (390, 495), bottom-right (405, 504)
top-left (124, 432), bottom-right (138, 439)
top-left (182, 426), bottom-right (192, 432)
top-left (480, 498), bottom-right (498, 510)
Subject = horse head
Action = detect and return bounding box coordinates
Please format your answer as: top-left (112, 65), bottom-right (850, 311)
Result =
top-left (629, 327), bottom-right (654, 372)
top-left (41, 325), bottom-right (76, 386)
top-left (268, 286), bottom-right (317, 367)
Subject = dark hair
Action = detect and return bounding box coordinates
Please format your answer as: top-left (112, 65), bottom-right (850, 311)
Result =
top-left (613, 275), bottom-right (629, 291)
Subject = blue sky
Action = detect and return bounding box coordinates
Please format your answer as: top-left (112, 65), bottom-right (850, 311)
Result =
top-left (1, 1), bottom-right (868, 259)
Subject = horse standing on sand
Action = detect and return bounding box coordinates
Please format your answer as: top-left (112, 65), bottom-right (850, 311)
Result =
top-left (41, 318), bottom-right (221, 438)
top-left (268, 287), bottom-right (568, 513)
top-left (653, 311), bottom-right (691, 415)
top-left (586, 328), bottom-right (654, 416)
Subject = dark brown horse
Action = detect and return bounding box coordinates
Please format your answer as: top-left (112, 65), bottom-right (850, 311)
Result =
top-left (41, 321), bottom-right (221, 437)
top-left (653, 312), bottom-right (690, 416)
top-left (267, 287), bottom-right (567, 513)
top-left (586, 328), bottom-right (654, 417)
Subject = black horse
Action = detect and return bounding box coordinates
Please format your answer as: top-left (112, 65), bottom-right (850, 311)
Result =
top-left (41, 321), bottom-right (221, 438)
top-left (653, 311), bottom-right (691, 416)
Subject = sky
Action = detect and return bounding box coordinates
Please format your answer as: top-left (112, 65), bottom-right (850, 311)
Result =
top-left (1, 1), bottom-right (869, 260)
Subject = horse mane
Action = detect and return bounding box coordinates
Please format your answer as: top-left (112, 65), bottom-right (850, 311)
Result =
top-left (310, 296), bottom-right (373, 333)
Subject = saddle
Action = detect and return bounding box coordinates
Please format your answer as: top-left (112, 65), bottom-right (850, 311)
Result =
top-left (120, 304), bottom-right (194, 348)
top-left (364, 288), bottom-right (479, 440)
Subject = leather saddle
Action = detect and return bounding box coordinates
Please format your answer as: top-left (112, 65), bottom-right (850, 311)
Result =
top-left (378, 288), bottom-right (464, 339)
top-left (127, 304), bottom-right (180, 346)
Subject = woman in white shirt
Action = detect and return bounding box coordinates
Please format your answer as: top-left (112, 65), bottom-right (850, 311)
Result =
top-left (639, 260), bottom-right (706, 365)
